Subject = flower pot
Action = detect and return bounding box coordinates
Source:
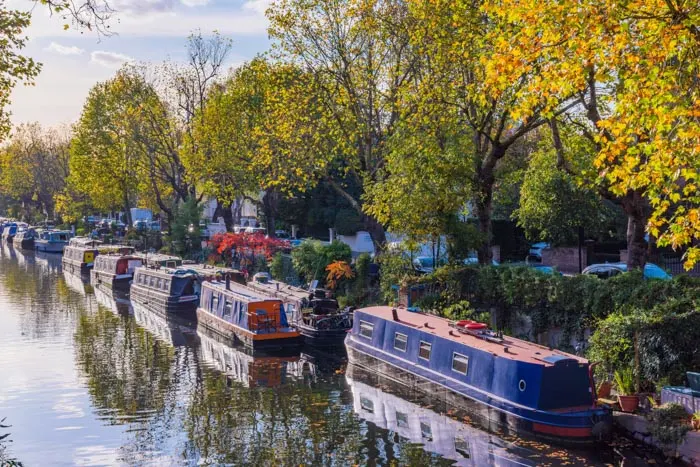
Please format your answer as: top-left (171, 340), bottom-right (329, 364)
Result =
top-left (618, 394), bottom-right (639, 413)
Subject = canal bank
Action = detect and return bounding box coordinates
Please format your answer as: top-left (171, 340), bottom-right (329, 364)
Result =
top-left (0, 243), bottom-right (679, 465)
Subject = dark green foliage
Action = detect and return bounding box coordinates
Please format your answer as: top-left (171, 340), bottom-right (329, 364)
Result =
top-left (170, 198), bottom-right (202, 254)
top-left (291, 240), bottom-right (352, 285)
top-left (647, 403), bottom-right (691, 448)
top-left (377, 250), bottom-right (417, 304)
top-left (270, 253), bottom-right (299, 284)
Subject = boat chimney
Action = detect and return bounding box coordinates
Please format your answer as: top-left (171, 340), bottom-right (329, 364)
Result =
top-left (225, 275), bottom-right (231, 290)
top-left (276, 282), bottom-right (280, 291)
top-left (391, 308), bottom-right (399, 321)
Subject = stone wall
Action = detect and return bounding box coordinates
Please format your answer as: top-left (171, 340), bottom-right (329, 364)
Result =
top-left (541, 247), bottom-right (587, 274)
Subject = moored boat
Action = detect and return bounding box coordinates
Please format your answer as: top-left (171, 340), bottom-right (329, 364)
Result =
top-left (13, 228), bottom-right (36, 250)
top-left (130, 267), bottom-right (201, 321)
top-left (243, 273), bottom-right (352, 346)
top-left (197, 280), bottom-right (302, 351)
top-left (345, 306), bottom-right (612, 445)
top-left (1, 223), bottom-right (18, 243)
top-left (35, 229), bottom-right (71, 253)
top-left (90, 253), bottom-right (143, 292)
top-left (130, 263), bottom-right (243, 321)
top-left (62, 237), bottom-right (133, 276)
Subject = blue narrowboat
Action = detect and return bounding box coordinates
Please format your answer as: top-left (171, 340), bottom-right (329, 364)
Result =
top-left (1, 223), bottom-right (18, 243)
top-left (35, 229), bottom-right (71, 253)
top-left (345, 306), bottom-right (612, 445)
top-left (197, 280), bottom-right (302, 351)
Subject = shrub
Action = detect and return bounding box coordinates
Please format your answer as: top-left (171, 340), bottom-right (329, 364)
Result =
top-left (291, 240), bottom-right (351, 285)
top-left (648, 403), bottom-right (691, 450)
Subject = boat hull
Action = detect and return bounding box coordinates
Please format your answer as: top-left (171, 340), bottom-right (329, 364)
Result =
top-left (62, 258), bottom-right (91, 277)
top-left (196, 308), bottom-right (303, 351)
top-left (35, 241), bottom-right (66, 253)
top-left (346, 335), bottom-right (611, 446)
top-left (297, 324), bottom-right (349, 347)
top-left (90, 269), bottom-right (132, 293)
top-left (16, 238), bottom-right (34, 250)
top-left (130, 284), bottom-right (198, 322)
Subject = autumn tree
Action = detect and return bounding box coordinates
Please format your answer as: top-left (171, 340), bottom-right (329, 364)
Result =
top-left (267, 0), bottom-right (422, 247)
top-left (69, 71), bottom-right (152, 224)
top-left (187, 58), bottom-right (334, 236)
top-left (479, 0), bottom-right (699, 268)
top-left (0, 123), bottom-right (71, 221)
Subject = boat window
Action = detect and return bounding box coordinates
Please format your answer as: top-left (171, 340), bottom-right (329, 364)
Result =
top-left (452, 353), bottom-right (469, 375)
top-left (419, 341), bottom-right (432, 361)
top-left (420, 422), bottom-right (433, 441)
top-left (211, 295), bottom-right (219, 312)
top-left (223, 299), bottom-right (233, 320)
top-left (519, 379), bottom-right (526, 392)
top-left (149, 276), bottom-right (155, 287)
top-left (156, 278), bottom-right (163, 289)
top-left (396, 411), bottom-right (409, 429)
top-left (359, 321), bottom-right (374, 339)
top-left (163, 280), bottom-right (170, 291)
top-left (394, 332), bottom-right (408, 352)
top-left (454, 436), bottom-right (471, 458)
top-left (360, 396), bottom-right (374, 414)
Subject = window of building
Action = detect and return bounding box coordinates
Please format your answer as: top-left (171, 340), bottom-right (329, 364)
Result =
top-left (419, 341), bottom-right (432, 361)
top-left (396, 411), bottom-right (409, 429)
top-left (394, 332), bottom-right (408, 352)
top-left (452, 353), bottom-right (469, 375)
top-left (454, 436), bottom-right (471, 458)
top-left (359, 321), bottom-right (374, 339)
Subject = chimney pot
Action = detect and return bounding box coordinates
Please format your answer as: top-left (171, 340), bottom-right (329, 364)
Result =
top-left (391, 308), bottom-right (399, 321)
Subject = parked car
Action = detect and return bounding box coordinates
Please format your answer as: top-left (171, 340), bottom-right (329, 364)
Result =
top-left (275, 230), bottom-right (290, 239)
top-left (527, 242), bottom-right (550, 262)
top-left (245, 226), bottom-right (267, 235)
top-left (413, 256), bottom-right (447, 273)
top-left (582, 262), bottom-right (671, 280)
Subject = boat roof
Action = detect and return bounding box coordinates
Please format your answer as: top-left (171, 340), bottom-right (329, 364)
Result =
top-left (356, 306), bottom-right (587, 367)
top-left (246, 279), bottom-right (311, 303)
top-left (204, 280), bottom-right (279, 303)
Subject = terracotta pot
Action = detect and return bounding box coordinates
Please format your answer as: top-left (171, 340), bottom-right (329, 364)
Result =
top-left (618, 394), bottom-right (639, 413)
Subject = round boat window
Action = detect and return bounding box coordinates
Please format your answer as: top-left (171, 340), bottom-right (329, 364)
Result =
top-left (519, 380), bottom-right (526, 392)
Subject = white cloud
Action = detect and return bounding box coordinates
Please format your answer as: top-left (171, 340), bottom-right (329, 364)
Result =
top-left (181, 0), bottom-right (210, 6)
top-left (45, 42), bottom-right (84, 55)
top-left (243, 0), bottom-right (272, 15)
top-left (90, 50), bottom-right (134, 68)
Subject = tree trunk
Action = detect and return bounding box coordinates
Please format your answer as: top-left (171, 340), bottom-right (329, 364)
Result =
top-left (363, 214), bottom-right (387, 251)
top-left (262, 189), bottom-right (279, 237)
top-left (219, 200), bottom-right (234, 232)
top-left (123, 192), bottom-right (133, 227)
top-left (621, 190), bottom-right (648, 270)
top-left (232, 198), bottom-right (243, 227)
top-left (474, 167), bottom-right (497, 265)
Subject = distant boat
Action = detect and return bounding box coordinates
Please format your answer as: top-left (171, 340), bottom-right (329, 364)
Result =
top-left (345, 306), bottom-right (612, 445)
top-left (1, 223), bottom-right (18, 243)
top-left (197, 280), bottom-right (302, 351)
top-left (13, 228), bottom-right (36, 250)
top-left (35, 229), bottom-right (71, 253)
top-left (90, 253), bottom-right (143, 293)
top-left (62, 237), bottom-right (133, 276)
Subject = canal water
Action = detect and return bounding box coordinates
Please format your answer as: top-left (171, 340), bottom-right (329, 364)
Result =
top-left (0, 243), bottom-right (666, 466)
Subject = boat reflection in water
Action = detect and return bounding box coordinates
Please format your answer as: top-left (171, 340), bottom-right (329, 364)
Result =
top-left (197, 328), bottom-right (307, 388)
top-left (62, 269), bottom-right (94, 296)
top-left (13, 245), bottom-right (36, 269)
top-left (346, 364), bottom-right (556, 466)
top-left (131, 300), bottom-right (198, 347)
top-left (94, 285), bottom-right (133, 316)
top-left (34, 250), bottom-right (63, 274)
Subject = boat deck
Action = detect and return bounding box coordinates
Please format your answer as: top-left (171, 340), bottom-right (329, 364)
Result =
top-left (360, 306), bottom-right (586, 367)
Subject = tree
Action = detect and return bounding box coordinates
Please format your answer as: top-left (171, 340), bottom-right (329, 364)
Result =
top-left (0, 123), bottom-right (71, 221)
top-left (69, 71), bottom-right (150, 224)
top-left (477, 0), bottom-right (700, 268)
top-left (267, 0), bottom-right (422, 247)
top-left (187, 58), bottom-right (333, 236)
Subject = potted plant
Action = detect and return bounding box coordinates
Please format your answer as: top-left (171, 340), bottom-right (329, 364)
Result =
top-left (692, 412), bottom-right (700, 431)
top-left (615, 367), bottom-right (639, 413)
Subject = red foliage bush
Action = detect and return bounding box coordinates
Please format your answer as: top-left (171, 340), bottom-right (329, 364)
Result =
top-left (209, 232), bottom-right (289, 264)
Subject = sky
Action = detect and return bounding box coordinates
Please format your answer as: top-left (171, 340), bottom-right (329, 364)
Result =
top-left (8, 0), bottom-right (273, 128)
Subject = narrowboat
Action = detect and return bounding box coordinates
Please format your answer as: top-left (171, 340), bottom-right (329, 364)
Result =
top-left (347, 366), bottom-right (539, 467)
top-left (90, 253), bottom-right (143, 292)
top-left (197, 280), bottom-right (302, 350)
top-left (35, 229), bottom-right (71, 253)
top-left (130, 264), bottom-right (243, 321)
top-left (62, 237), bottom-right (101, 276)
top-left (198, 327), bottom-right (303, 387)
top-left (1, 223), bottom-right (18, 243)
top-left (242, 273), bottom-right (352, 346)
top-left (138, 253), bottom-right (182, 269)
top-left (345, 307), bottom-right (612, 445)
top-left (13, 228), bottom-right (36, 250)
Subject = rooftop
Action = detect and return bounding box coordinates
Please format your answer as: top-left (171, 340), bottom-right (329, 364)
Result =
top-left (357, 306), bottom-right (587, 367)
